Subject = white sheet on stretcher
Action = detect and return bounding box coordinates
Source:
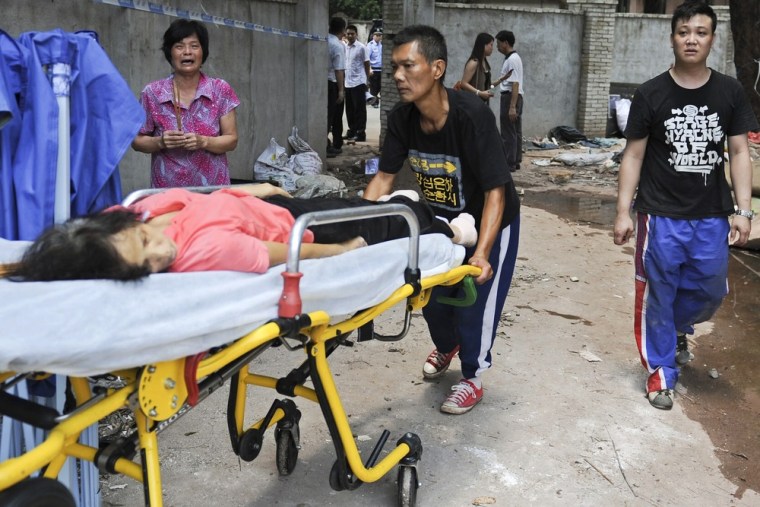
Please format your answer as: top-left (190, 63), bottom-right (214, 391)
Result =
top-left (0, 235), bottom-right (464, 376)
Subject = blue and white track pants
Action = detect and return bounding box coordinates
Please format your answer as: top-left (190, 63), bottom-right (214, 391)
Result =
top-left (422, 215), bottom-right (520, 380)
top-left (634, 213), bottom-right (729, 393)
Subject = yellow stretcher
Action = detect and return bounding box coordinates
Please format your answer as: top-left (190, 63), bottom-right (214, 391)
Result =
top-left (0, 199), bottom-right (480, 507)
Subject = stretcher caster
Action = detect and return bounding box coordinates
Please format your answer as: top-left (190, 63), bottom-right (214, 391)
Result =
top-left (328, 458), bottom-right (361, 491)
top-left (275, 408), bottom-right (301, 476)
top-left (397, 465), bottom-right (419, 507)
top-left (0, 477), bottom-right (76, 507)
top-left (238, 428), bottom-right (264, 462)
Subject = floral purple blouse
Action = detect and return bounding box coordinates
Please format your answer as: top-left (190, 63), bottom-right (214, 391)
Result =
top-left (138, 72), bottom-right (240, 188)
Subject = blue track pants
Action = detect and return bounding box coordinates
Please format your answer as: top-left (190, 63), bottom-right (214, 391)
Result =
top-left (422, 215), bottom-right (520, 379)
top-left (634, 213), bottom-right (729, 393)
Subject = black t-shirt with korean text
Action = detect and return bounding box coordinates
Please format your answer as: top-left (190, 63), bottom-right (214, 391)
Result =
top-left (625, 70), bottom-right (759, 219)
top-left (380, 88), bottom-right (520, 229)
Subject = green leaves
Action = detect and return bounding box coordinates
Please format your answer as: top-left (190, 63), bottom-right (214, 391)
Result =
top-left (330, 0), bottom-right (381, 20)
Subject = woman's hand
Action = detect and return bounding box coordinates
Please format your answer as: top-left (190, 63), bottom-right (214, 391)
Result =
top-left (181, 132), bottom-right (208, 151)
top-left (161, 130), bottom-right (186, 149)
top-left (339, 236), bottom-right (368, 254)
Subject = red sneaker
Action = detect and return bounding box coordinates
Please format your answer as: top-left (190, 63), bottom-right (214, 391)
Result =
top-left (422, 346), bottom-right (460, 379)
top-left (440, 379), bottom-right (483, 414)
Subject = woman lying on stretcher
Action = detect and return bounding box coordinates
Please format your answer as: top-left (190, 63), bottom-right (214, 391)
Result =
top-left (6, 184), bottom-right (477, 281)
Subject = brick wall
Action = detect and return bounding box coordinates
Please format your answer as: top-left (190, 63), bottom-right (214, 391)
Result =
top-left (568, 0), bottom-right (618, 136)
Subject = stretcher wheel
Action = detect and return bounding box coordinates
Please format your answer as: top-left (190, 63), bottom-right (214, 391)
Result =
top-left (397, 466), bottom-right (418, 507)
top-left (0, 477), bottom-right (76, 507)
top-left (328, 459), bottom-right (362, 491)
top-left (275, 427), bottom-right (299, 475)
top-left (329, 460), bottom-right (345, 491)
top-left (238, 428), bottom-right (264, 462)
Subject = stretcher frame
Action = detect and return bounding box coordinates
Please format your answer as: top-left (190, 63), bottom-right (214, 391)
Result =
top-left (0, 191), bottom-right (480, 507)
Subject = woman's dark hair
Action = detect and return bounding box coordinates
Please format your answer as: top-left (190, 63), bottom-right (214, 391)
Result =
top-left (8, 210), bottom-right (151, 282)
top-left (162, 19), bottom-right (210, 64)
top-left (394, 25), bottom-right (448, 81)
top-left (671, 1), bottom-right (716, 34)
top-left (469, 32), bottom-right (494, 63)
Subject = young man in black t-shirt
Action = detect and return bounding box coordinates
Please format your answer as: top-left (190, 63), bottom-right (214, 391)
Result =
top-left (613, 1), bottom-right (758, 411)
top-left (364, 25), bottom-right (521, 415)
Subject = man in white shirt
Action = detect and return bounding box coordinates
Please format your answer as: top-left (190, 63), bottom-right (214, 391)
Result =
top-left (327, 17), bottom-right (346, 157)
top-left (343, 24), bottom-right (371, 142)
top-left (496, 30), bottom-right (524, 172)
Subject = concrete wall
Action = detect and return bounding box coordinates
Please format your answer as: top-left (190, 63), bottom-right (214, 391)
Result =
top-left (380, 2), bottom-right (733, 138)
top-left (433, 4), bottom-right (584, 138)
top-left (4, 0), bottom-right (328, 194)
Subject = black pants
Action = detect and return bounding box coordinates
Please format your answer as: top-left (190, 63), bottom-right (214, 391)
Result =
top-left (327, 80), bottom-right (344, 149)
top-left (369, 69), bottom-right (381, 97)
top-left (345, 84), bottom-right (368, 137)
top-left (265, 195), bottom-right (453, 245)
top-left (500, 91), bottom-right (523, 170)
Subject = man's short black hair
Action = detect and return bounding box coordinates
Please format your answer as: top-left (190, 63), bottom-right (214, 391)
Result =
top-left (393, 25), bottom-right (448, 81)
top-left (671, 1), bottom-right (717, 34)
top-left (495, 30), bottom-right (515, 47)
top-left (329, 17), bottom-right (347, 35)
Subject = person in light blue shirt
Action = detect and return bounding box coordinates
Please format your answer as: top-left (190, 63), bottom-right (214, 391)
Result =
top-left (327, 17), bottom-right (347, 157)
top-left (367, 29), bottom-right (383, 105)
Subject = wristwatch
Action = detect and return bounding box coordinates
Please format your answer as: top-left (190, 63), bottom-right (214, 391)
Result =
top-left (734, 209), bottom-right (756, 219)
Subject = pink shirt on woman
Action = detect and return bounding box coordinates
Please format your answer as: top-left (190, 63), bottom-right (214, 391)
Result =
top-left (129, 189), bottom-right (314, 273)
top-left (138, 73), bottom-right (240, 188)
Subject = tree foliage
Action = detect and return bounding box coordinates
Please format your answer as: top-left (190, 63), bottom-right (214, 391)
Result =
top-left (728, 0), bottom-right (760, 123)
top-left (329, 0), bottom-right (382, 21)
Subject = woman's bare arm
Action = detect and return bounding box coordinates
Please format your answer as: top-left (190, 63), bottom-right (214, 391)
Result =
top-left (233, 183), bottom-right (292, 199)
top-left (263, 237), bottom-right (368, 266)
top-left (460, 59), bottom-right (478, 93)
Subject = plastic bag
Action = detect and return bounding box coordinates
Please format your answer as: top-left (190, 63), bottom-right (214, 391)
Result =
top-left (256, 137), bottom-right (288, 167)
top-left (615, 98), bottom-right (631, 135)
top-left (288, 126), bottom-right (322, 176)
top-left (293, 174), bottom-right (347, 198)
top-left (552, 152), bottom-right (612, 167)
top-left (253, 137), bottom-right (298, 192)
top-left (253, 128), bottom-right (323, 193)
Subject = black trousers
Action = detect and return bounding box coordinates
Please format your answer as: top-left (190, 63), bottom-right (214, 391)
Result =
top-left (327, 80), bottom-right (344, 149)
top-left (369, 69), bottom-right (381, 97)
top-left (345, 84), bottom-right (368, 136)
top-left (264, 195), bottom-right (453, 245)
top-left (500, 91), bottom-right (523, 170)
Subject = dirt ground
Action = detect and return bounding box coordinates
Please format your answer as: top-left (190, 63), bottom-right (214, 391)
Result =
top-left (102, 131), bottom-right (760, 505)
